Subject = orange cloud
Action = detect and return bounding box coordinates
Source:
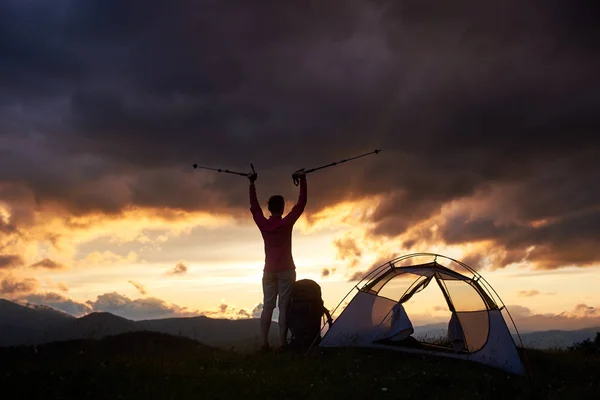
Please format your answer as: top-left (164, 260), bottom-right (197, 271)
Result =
top-left (167, 262), bottom-right (188, 275)
top-left (128, 280), bottom-right (147, 295)
top-left (56, 282), bottom-right (69, 292)
top-left (200, 302), bottom-right (257, 320)
top-left (333, 234), bottom-right (362, 265)
top-left (30, 258), bottom-right (68, 270)
top-left (0, 197), bottom-right (236, 268)
top-left (0, 275), bottom-right (39, 296)
top-left (518, 290), bottom-right (540, 297)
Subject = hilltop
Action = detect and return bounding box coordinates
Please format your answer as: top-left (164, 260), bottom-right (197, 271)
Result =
top-left (0, 331), bottom-right (598, 399)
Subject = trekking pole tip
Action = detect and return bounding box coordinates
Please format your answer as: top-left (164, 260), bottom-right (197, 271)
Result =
top-left (192, 164), bottom-right (198, 169)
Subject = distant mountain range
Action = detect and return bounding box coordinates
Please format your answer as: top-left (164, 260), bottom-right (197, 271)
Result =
top-left (409, 321), bottom-right (600, 350)
top-left (1, 299), bottom-right (598, 350)
top-left (0, 299), bottom-right (276, 350)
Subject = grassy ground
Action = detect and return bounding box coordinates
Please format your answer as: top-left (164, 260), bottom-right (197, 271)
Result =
top-left (1, 331), bottom-right (598, 399)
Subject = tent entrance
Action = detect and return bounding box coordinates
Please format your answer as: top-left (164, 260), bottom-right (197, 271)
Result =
top-left (370, 272), bottom-right (458, 351)
top-left (367, 265), bottom-right (492, 353)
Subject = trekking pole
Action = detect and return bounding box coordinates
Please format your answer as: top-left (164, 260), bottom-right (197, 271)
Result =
top-left (292, 149), bottom-right (381, 185)
top-left (192, 162), bottom-right (256, 178)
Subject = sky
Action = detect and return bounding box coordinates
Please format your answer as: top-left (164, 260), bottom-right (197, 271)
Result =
top-left (1, 0), bottom-right (599, 331)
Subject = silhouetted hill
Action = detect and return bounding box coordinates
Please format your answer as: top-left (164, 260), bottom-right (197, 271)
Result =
top-left (44, 312), bottom-right (140, 343)
top-left (0, 298), bottom-right (74, 328)
top-left (0, 299), bottom-right (276, 349)
top-left (413, 322), bottom-right (448, 339)
top-left (1, 331), bottom-right (598, 399)
top-left (2, 298), bottom-right (597, 352)
top-left (138, 315), bottom-right (276, 349)
top-left (0, 299), bottom-right (74, 346)
top-left (518, 326), bottom-right (600, 349)
top-left (412, 321), bottom-right (600, 350)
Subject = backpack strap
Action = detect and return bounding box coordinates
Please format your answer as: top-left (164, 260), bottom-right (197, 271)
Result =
top-left (323, 306), bottom-right (333, 327)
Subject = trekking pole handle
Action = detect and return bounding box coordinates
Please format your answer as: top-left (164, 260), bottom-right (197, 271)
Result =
top-left (292, 169), bottom-right (305, 186)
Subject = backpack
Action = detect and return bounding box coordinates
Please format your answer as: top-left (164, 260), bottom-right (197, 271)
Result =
top-left (286, 279), bottom-right (333, 352)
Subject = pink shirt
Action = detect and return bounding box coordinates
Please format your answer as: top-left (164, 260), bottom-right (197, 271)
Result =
top-left (249, 178), bottom-right (307, 272)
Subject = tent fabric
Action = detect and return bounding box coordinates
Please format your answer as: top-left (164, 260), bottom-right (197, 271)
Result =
top-left (386, 303), bottom-right (414, 341)
top-left (319, 259), bottom-right (526, 376)
top-left (448, 312), bottom-right (466, 350)
top-left (456, 311), bottom-right (489, 352)
top-left (442, 280), bottom-right (488, 312)
top-left (320, 291), bottom-right (394, 346)
top-left (399, 275), bottom-right (433, 304)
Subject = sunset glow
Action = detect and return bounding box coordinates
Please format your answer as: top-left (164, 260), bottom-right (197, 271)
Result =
top-left (1, 0), bottom-right (598, 335)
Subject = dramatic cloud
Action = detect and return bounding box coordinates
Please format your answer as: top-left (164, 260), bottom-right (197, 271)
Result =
top-left (0, 0), bottom-right (598, 277)
top-left (168, 262), bottom-right (188, 275)
top-left (30, 258), bottom-right (67, 270)
top-left (128, 280), bottom-right (147, 295)
top-left (0, 254), bottom-right (23, 269)
top-left (0, 276), bottom-right (39, 295)
top-left (333, 234), bottom-right (362, 268)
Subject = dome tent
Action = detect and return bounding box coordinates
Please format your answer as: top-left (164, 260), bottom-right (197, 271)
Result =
top-left (318, 253), bottom-right (527, 376)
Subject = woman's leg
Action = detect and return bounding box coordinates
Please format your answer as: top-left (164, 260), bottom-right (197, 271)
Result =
top-left (277, 269), bottom-right (296, 347)
top-left (261, 271), bottom-right (278, 349)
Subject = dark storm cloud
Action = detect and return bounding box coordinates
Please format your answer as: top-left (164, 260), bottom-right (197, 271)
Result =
top-left (1, 0), bottom-right (599, 269)
top-left (440, 206), bottom-right (600, 268)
